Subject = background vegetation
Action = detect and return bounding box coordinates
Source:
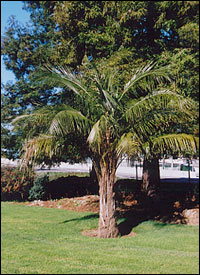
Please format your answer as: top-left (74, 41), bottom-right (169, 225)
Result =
top-left (1, 166), bottom-right (35, 201)
top-left (1, 1), bottom-right (199, 162)
top-left (1, 0), bottom-right (199, 270)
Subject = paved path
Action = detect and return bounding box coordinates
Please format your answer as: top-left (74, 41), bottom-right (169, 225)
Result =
top-left (35, 162), bottom-right (199, 183)
top-left (2, 158), bottom-right (199, 183)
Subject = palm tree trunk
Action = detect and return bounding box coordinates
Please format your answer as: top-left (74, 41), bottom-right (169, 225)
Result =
top-left (94, 158), bottom-right (119, 238)
top-left (142, 157), bottom-right (160, 198)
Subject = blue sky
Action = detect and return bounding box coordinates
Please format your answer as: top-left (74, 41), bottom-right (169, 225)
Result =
top-left (1, 1), bottom-right (30, 85)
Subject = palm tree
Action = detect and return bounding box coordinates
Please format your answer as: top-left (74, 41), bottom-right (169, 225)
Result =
top-left (13, 60), bottom-right (198, 238)
top-left (140, 133), bottom-right (199, 198)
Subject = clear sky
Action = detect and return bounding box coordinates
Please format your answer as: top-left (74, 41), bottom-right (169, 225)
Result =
top-left (1, 1), bottom-right (30, 85)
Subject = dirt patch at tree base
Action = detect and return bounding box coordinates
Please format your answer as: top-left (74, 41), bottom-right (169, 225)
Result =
top-left (82, 229), bottom-right (99, 237)
top-left (81, 228), bottom-right (137, 238)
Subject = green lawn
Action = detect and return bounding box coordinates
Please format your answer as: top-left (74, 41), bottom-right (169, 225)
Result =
top-left (1, 202), bottom-right (199, 274)
top-left (36, 171), bottom-right (90, 181)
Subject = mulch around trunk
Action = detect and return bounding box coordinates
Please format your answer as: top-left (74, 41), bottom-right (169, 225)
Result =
top-left (81, 228), bottom-right (137, 238)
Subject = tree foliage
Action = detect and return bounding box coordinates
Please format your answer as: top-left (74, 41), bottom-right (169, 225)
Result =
top-left (1, 1), bottom-right (199, 160)
top-left (12, 60), bottom-right (198, 238)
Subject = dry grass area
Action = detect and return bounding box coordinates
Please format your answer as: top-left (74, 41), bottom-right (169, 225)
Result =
top-left (24, 195), bottom-right (100, 212)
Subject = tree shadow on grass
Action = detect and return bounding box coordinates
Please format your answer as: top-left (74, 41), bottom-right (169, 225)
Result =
top-left (117, 205), bottom-right (180, 236)
top-left (60, 208), bottom-right (187, 237)
top-left (60, 180), bottom-right (198, 236)
top-left (60, 204), bottom-right (185, 236)
top-left (117, 198), bottom-right (189, 236)
top-left (117, 210), bottom-right (150, 236)
top-left (116, 178), bottom-right (199, 236)
top-left (61, 213), bottom-right (99, 224)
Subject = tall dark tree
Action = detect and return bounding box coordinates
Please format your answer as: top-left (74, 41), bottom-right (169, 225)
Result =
top-left (1, 1), bottom-right (199, 162)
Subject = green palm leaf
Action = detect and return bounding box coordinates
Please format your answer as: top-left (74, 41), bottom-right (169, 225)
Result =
top-left (116, 132), bottom-right (141, 159)
top-left (150, 134), bottom-right (199, 156)
top-left (119, 62), bottom-right (171, 100)
top-left (87, 115), bottom-right (108, 154)
top-left (35, 65), bottom-right (90, 97)
top-left (49, 106), bottom-right (91, 136)
top-left (125, 90), bottom-right (197, 122)
top-left (22, 134), bottom-right (60, 165)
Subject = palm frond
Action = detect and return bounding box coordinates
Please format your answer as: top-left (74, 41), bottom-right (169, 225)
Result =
top-left (35, 65), bottom-right (90, 97)
top-left (49, 106), bottom-right (91, 136)
top-left (129, 108), bottom-right (197, 144)
top-left (12, 114), bottom-right (34, 125)
top-left (12, 105), bottom-right (64, 125)
top-left (116, 132), bottom-right (141, 159)
top-left (91, 69), bottom-right (119, 112)
top-left (102, 88), bottom-right (118, 112)
top-left (22, 134), bottom-right (61, 166)
top-left (150, 134), bottom-right (199, 156)
top-left (12, 108), bottom-right (55, 137)
top-left (87, 115), bottom-right (108, 154)
top-left (12, 105), bottom-right (90, 138)
top-left (119, 62), bottom-right (171, 100)
top-left (125, 90), bottom-right (197, 123)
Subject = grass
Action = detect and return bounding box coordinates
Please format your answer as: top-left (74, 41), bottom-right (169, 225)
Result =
top-left (36, 171), bottom-right (90, 181)
top-left (1, 202), bottom-right (199, 274)
top-left (37, 170), bottom-right (131, 182)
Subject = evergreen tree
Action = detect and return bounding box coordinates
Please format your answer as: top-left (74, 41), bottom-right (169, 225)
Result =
top-left (1, 1), bottom-right (199, 159)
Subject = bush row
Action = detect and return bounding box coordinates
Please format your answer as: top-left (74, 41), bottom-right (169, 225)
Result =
top-left (1, 167), bottom-right (99, 201)
top-left (1, 167), bottom-right (35, 201)
top-left (29, 174), bottom-right (99, 201)
top-left (2, 167), bottom-right (198, 203)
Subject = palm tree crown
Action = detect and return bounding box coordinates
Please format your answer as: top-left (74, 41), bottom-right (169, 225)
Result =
top-left (14, 59), bottom-right (197, 166)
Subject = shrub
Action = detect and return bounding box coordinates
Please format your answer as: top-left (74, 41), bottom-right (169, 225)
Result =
top-left (46, 176), bottom-right (91, 199)
top-left (1, 166), bottom-right (35, 201)
top-left (28, 174), bottom-right (50, 201)
top-left (42, 175), bottom-right (98, 200)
